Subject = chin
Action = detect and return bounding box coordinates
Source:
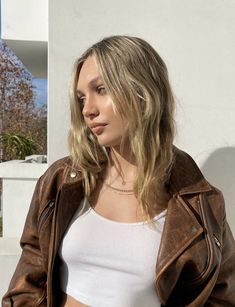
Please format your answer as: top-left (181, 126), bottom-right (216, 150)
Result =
top-left (96, 136), bottom-right (121, 148)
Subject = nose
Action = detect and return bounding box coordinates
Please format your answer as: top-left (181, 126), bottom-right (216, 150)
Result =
top-left (82, 96), bottom-right (99, 119)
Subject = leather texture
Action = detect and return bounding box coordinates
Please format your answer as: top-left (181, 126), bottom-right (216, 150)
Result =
top-left (2, 147), bottom-right (235, 306)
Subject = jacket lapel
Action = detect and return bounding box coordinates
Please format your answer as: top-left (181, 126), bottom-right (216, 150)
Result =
top-left (155, 148), bottom-right (212, 303)
top-left (155, 195), bottom-right (204, 303)
top-left (53, 179), bottom-right (84, 253)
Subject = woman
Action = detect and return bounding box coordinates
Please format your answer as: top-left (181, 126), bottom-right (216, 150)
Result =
top-left (2, 35), bottom-right (235, 306)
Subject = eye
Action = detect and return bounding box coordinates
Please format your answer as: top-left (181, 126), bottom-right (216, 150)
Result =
top-left (77, 96), bottom-right (85, 108)
top-left (96, 86), bottom-right (106, 95)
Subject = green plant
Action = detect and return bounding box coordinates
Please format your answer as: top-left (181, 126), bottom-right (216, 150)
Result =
top-left (0, 132), bottom-right (38, 161)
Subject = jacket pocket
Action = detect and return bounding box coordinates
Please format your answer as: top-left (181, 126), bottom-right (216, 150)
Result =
top-left (38, 200), bottom-right (55, 231)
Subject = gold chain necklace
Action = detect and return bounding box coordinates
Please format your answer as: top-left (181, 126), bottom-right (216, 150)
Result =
top-left (100, 178), bottom-right (134, 195)
top-left (104, 182), bottom-right (134, 193)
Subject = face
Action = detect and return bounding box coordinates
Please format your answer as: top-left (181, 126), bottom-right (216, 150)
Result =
top-left (77, 56), bottom-right (127, 147)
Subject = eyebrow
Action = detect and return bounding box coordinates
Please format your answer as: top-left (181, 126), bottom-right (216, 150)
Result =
top-left (77, 76), bottom-right (103, 96)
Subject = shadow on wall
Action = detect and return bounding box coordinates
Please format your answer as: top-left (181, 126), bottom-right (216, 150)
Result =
top-left (201, 147), bottom-right (235, 236)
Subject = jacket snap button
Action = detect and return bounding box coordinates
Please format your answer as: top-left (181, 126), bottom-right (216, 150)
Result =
top-left (191, 225), bottom-right (197, 233)
top-left (70, 171), bottom-right (77, 178)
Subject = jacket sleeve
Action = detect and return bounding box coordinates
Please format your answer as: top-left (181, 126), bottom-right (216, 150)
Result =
top-left (205, 211), bottom-right (235, 306)
top-left (2, 176), bottom-right (47, 307)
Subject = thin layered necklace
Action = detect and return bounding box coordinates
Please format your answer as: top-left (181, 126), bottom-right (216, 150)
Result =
top-left (100, 174), bottom-right (134, 195)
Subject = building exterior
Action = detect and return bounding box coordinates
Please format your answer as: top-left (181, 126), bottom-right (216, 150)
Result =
top-left (1, 0), bottom-right (48, 78)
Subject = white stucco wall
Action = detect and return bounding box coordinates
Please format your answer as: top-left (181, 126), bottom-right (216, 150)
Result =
top-left (49, 0), bottom-right (235, 234)
top-left (1, 0), bottom-right (48, 41)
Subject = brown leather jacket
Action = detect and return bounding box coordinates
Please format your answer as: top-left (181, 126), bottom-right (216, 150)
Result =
top-left (2, 147), bottom-right (235, 306)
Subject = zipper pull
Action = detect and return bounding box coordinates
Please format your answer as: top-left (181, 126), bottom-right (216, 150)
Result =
top-left (213, 234), bottom-right (221, 248)
top-left (49, 201), bottom-right (55, 208)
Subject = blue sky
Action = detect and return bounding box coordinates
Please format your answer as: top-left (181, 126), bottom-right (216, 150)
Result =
top-left (32, 78), bottom-right (47, 108)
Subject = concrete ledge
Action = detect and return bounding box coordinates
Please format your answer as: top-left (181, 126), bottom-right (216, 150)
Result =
top-left (0, 161), bottom-right (48, 179)
top-left (0, 161), bottom-right (48, 238)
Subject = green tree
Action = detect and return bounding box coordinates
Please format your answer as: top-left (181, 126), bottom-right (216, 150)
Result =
top-left (0, 40), bottom-right (47, 161)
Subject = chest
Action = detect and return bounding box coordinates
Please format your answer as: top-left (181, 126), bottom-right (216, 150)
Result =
top-left (40, 186), bottom-right (222, 306)
top-left (88, 183), bottom-right (146, 223)
top-left (60, 207), bottom-right (165, 277)
top-left (58, 203), bottom-right (166, 306)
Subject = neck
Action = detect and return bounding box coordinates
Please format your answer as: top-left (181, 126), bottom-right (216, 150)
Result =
top-left (105, 145), bottom-right (137, 184)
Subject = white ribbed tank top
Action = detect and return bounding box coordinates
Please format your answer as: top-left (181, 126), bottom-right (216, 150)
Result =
top-left (58, 199), bottom-right (166, 307)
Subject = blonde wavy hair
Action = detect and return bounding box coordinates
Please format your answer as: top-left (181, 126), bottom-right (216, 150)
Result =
top-left (68, 35), bottom-right (175, 227)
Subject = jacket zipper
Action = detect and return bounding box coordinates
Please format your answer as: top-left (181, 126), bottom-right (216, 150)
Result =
top-left (34, 290), bottom-right (47, 307)
top-left (38, 200), bottom-right (55, 231)
top-left (47, 189), bottom-right (61, 307)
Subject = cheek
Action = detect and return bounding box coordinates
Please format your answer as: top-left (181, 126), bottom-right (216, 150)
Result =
top-left (112, 118), bottom-right (126, 133)
top-left (103, 102), bottom-right (127, 132)
top-left (109, 111), bottom-right (125, 129)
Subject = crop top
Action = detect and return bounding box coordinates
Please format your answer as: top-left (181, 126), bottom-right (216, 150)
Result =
top-left (58, 198), bottom-right (166, 307)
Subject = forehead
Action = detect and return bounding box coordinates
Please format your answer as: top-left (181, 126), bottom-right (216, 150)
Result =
top-left (77, 56), bottom-right (101, 88)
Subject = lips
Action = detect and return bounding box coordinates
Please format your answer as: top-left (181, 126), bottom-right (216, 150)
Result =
top-left (90, 123), bottom-right (107, 134)
top-left (90, 123), bottom-right (107, 129)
